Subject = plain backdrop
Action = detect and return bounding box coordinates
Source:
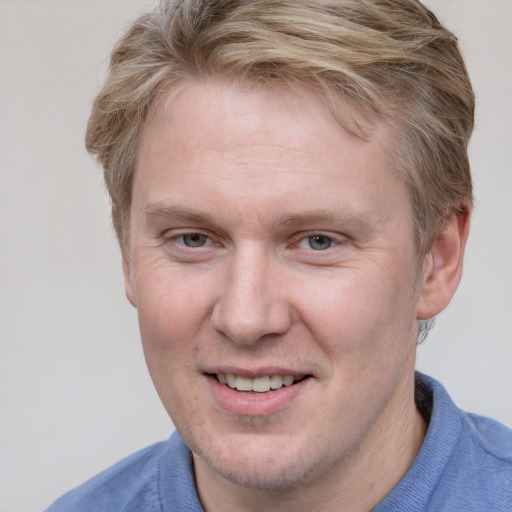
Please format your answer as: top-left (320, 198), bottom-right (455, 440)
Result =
top-left (1, 1), bottom-right (511, 511)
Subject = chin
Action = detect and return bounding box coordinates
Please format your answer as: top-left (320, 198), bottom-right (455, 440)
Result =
top-left (203, 455), bottom-right (324, 491)
top-left (192, 430), bottom-right (331, 491)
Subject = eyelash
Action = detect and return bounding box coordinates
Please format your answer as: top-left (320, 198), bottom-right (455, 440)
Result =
top-left (165, 231), bottom-right (214, 248)
top-left (295, 233), bottom-right (338, 251)
top-left (164, 231), bottom-right (342, 252)
top-left (180, 233), bottom-right (210, 247)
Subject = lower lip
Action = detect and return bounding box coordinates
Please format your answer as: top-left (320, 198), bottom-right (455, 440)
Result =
top-left (206, 375), bottom-right (311, 416)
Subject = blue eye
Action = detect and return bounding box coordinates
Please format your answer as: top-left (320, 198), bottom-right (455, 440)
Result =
top-left (307, 235), bottom-right (333, 250)
top-left (182, 233), bottom-right (208, 247)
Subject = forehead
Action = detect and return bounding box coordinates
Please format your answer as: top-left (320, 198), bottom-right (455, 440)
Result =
top-left (134, 79), bottom-right (411, 235)
top-left (147, 79), bottom-right (386, 155)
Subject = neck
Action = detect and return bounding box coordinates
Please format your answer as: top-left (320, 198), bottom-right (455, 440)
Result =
top-left (194, 373), bottom-right (427, 512)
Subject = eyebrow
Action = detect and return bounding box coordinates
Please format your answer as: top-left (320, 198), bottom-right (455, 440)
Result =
top-left (143, 204), bottom-right (216, 225)
top-left (274, 210), bottom-right (372, 229)
top-left (143, 203), bottom-right (373, 231)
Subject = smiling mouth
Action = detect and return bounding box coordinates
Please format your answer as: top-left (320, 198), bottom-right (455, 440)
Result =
top-left (212, 373), bottom-right (310, 393)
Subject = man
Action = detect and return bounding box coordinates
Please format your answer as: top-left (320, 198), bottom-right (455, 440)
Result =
top-left (47, 0), bottom-right (512, 510)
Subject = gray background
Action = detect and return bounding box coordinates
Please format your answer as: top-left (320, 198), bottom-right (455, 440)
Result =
top-left (1, 1), bottom-right (511, 511)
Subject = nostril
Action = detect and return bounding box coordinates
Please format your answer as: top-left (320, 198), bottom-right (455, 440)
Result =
top-left (210, 257), bottom-right (293, 338)
top-left (211, 296), bottom-right (293, 345)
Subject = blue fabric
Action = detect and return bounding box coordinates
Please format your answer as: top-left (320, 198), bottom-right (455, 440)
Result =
top-left (373, 373), bottom-right (512, 511)
top-left (46, 374), bottom-right (512, 511)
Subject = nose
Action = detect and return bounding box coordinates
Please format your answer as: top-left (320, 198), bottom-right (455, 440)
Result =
top-left (211, 245), bottom-right (292, 345)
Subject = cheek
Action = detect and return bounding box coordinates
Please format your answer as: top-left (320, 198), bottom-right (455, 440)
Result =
top-left (135, 257), bottom-right (211, 323)
top-left (298, 264), bottom-right (418, 360)
top-left (133, 264), bottom-right (213, 367)
top-left (133, 269), bottom-right (210, 422)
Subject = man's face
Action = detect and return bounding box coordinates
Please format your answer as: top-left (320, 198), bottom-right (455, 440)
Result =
top-left (125, 79), bottom-right (425, 489)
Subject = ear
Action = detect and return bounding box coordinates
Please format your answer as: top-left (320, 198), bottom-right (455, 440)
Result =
top-left (416, 204), bottom-right (471, 320)
top-left (122, 257), bottom-right (137, 307)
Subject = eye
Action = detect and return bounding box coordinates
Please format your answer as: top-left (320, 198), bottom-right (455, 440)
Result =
top-left (181, 233), bottom-right (209, 247)
top-left (298, 234), bottom-right (335, 251)
top-left (308, 235), bottom-right (333, 250)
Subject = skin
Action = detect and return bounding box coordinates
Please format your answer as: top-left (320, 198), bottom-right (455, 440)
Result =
top-left (123, 79), bottom-right (470, 512)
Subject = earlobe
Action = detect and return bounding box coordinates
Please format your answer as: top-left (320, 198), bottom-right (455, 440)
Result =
top-left (416, 205), bottom-right (471, 320)
top-left (122, 257), bottom-right (137, 307)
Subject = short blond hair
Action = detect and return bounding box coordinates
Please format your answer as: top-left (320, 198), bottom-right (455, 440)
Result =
top-left (86, 0), bottom-right (474, 256)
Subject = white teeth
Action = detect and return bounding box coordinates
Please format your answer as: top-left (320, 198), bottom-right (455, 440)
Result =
top-left (235, 376), bottom-right (252, 391)
top-left (270, 375), bottom-right (283, 389)
top-left (227, 374), bottom-right (236, 388)
top-left (282, 375), bottom-right (294, 386)
top-left (252, 376), bottom-right (271, 393)
top-left (216, 373), bottom-right (299, 392)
